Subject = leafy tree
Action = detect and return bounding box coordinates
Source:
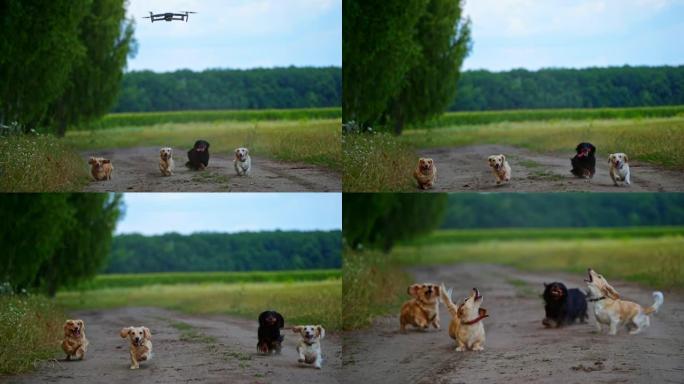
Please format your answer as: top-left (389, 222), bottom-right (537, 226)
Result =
top-left (43, 0), bottom-right (136, 136)
top-left (343, 194), bottom-right (448, 251)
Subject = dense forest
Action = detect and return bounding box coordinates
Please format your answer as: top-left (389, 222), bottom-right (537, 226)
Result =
top-left (112, 66), bottom-right (341, 112)
top-left (451, 65), bottom-right (684, 111)
top-left (105, 230), bottom-right (341, 273)
top-left (441, 194), bottom-right (684, 228)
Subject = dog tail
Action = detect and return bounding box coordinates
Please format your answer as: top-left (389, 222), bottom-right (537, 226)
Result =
top-left (439, 283), bottom-right (459, 318)
top-left (644, 291), bottom-right (664, 315)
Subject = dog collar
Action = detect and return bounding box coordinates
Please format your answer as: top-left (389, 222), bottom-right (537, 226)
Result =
top-left (462, 314), bottom-right (488, 325)
top-left (303, 340), bottom-right (316, 346)
top-left (588, 296), bottom-right (606, 302)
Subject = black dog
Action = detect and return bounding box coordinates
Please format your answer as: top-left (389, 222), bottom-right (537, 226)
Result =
top-left (257, 310), bottom-right (284, 354)
top-left (186, 140), bottom-right (210, 170)
top-left (570, 142), bottom-right (596, 178)
top-left (542, 282), bottom-right (588, 328)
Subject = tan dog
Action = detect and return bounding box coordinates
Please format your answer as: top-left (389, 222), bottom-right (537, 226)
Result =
top-left (488, 154), bottom-right (511, 185)
top-left (62, 319), bottom-right (89, 360)
top-left (120, 326), bottom-right (153, 369)
top-left (293, 325), bottom-right (325, 369)
top-left (159, 147), bottom-right (174, 176)
top-left (440, 284), bottom-right (488, 351)
top-left (400, 283), bottom-right (440, 332)
top-left (608, 153), bottom-right (630, 186)
top-left (413, 158), bottom-right (436, 190)
top-left (585, 269), bottom-right (663, 335)
top-left (88, 157), bottom-right (113, 181)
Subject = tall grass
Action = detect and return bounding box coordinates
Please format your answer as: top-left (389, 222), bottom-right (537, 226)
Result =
top-left (343, 133), bottom-right (416, 192)
top-left (88, 107), bottom-right (341, 129)
top-left (57, 280), bottom-right (342, 330)
top-left (65, 119), bottom-right (341, 170)
top-left (0, 294), bottom-right (64, 374)
top-left (0, 135), bottom-right (88, 192)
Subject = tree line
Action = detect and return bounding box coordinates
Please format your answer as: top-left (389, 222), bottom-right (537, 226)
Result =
top-left (451, 65), bottom-right (684, 111)
top-left (112, 66), bottom-right (341, 112)
top-left (105, 230), bottom-right (342, 273)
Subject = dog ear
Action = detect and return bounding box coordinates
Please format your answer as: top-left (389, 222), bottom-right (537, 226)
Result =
top-left (103, 159), bottom-right (111, 164)
top-left (77, 320), bottom-right (84, 330)
top-left (64, 321), bottom-right (71, 337)
top-left (407, 284), bottom-right (420, 298)
top-left (120, 327), bottom-right (131, 338)
top-left (590, 144), bottom-right (596, 153)
top-left (88, 157), bottom-right (96, 164)
top-left (316, 325), bottom-right (325, 339)
top-left (276, 313), bottom-right (284, 329)
top-left (608, 154), bottom-right (613, 164)
top-left (500, 154), bottom-right (505, 162)
top-left (543, 282), bottom-right (548, 287)
top-left (292, 326), bottom-right (302, 334)
top-left (456, 304), bottom-right (464, 318)
top-left (433, 284), bottom-right (440, 296)
top-left (601, 283), bottom-right (620, 300)
top-left (623, 154), bottom-right (628, 162)
top-left (143, 327), bottom-right (151, 340)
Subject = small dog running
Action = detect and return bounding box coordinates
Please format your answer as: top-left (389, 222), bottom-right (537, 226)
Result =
top-left (608, 152), bottom-right (631, 186)
top-left (487, 154), bottom-right (511, 185)
top-left (159, 147), bottom-right (174, 176)
top-left (88, 157), bottom-right (113, 181)
top-left (257, 310), bottom-right (285, 354)
top-left (570, 142), bottom-right (596, 178)
top-left (293, 325), bottom-right (326, 369)
top-left (234, 147), bottom-right (252, 176)
top-left (413, 158), bottom-right (436, 189)
top-left (400, 283), bottom-right (441, 332)
top-left (119, 326), bottom-right (153, 369)
top-left (541, 282), bottom-right (588, 328)
top-left (62, 319), bottom-right (89, 360)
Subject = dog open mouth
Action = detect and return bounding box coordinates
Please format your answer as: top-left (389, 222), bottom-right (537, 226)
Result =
top-left (473, 288), bottom-right (482, 301)
top-left (72, 328), bottom-right (81, 337)
top-left (584, 269), bottom-right (593, 283)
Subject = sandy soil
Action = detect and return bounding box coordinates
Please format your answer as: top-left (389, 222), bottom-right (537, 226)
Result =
top-left (83, 147), bottom-right (340, 192)
top-left (6, 307), bottom-right (341, 384)
top-left (342, 263), bottom-right (683, 384)
top-left (418, 145), bottom-right (684, 192)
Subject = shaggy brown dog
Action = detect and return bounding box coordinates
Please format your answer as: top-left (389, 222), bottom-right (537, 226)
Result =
top-left (400, 283), bottom-right (441, 331)
top-left (413, 158), bottom-right (436, 190)
top-left (62, 319), bottom-right (89, 360)
top-left (120, 326), bottom-right (153, 369)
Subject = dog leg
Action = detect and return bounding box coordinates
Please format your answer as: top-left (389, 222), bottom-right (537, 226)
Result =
top-left (65, 354), bottom-right (71, 361)
top-left (75, 347), bottom-right (85, 360)
top-left (611, 171), bottom-right (618, 186)
top-left (624, 173), bottom-right (631, 185)
top-left (297, 346), bottom-right (306, 363)
top-left (455, 340), bottom-right (466, 352)
top-left (471, 341), bottom-right (484, 351)
top-left (314, 354), bottom-right (323, 369)
top-left (432, 317), bottom-right (440, 330)
top-left (595, 321), bottom-right (603, 333)
top-left (608, 319), bottom-right (619, 335)
top-left (129, 351), bottom-right (139, 369)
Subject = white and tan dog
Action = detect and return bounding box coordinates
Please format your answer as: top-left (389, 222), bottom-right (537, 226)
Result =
top-left (293, 325), bottom-right (325, 369)
top-left (608, 153), bottom-right (630, 186)
top-left (487, 154), bottom-right (511, 185)
top-left (159, 147), bottom-right (174, 176)
top-left (400, 283), bottom-right (441, 332)
top-left (585, 269), bottom-right (663, 335)
top-left (88, 157), bottom-right (113, 181)
top-left (62, 319), bottom-right (89, 360)
top-left (440, 284), bottom-right (488, 351)
top-left (234, 147), bottom-right (251, 176)
top-left (120, 326), bottom-right (153, 369)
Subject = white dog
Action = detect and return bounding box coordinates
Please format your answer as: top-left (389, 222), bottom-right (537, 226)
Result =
top-left (487, 154), bottom-right (511, 185)
top-left (159, 147), bottom-right (174, 176)
top-left (608, 153), bottom-right (630, 186)
top-left (234, 147), bottom-right (251, 176)
top-left (293, 325), bottom-right (325, 369)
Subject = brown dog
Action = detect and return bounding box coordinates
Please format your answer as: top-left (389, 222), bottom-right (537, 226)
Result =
top-left (400, 283), bottom-right (441, 332)
top-left (440, 284), bottom-right (488, 351)
top-left (62, 319), bottom-right (89, 360)
top-left (88, 157), bottom-right (113, 181)
top-left (120, 326), bottom-right (153, 369)
top-left (413, 158), bottom-right (436, 190)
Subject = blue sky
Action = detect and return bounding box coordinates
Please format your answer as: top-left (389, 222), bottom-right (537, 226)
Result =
top-left (116, 193), bottom-right (342, 235)
top-left (461, 0), bottom-right (684, 71)
top-left (125, 0), bottom-right (341, 72)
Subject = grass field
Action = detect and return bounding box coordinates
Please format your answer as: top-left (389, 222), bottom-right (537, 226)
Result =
top-left (57, 280), bottom-right (341, 330)
top-left (342, 133), bottom-right (415, 192)
top-left (66, 119), bottom-right (341, 170)
top-left (90, 107), bottom-right (341, 129)
top-left (0, 294), bottom-right (64, 374)
top-left (73, 269), bottom-right (341, 290)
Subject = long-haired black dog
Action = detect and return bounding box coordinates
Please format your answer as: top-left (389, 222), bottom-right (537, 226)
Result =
top-left (257, 310), bottom-right (284, 354)
top-left (570, 142), bottom-right (596, 178)
top-left (542, 282), bottom-right (588, 328)
top-left (186, 139), bottom-right (210, 170)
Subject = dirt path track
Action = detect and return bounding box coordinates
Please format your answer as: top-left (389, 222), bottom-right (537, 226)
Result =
top-left (83, 147), bottom-right (340, 192)
top-left (342, 263), bottom-right (683, 384)
top-left (6, 307), bottom-right (341, 384)
top-left (418, 145), bottom-right (684, 192)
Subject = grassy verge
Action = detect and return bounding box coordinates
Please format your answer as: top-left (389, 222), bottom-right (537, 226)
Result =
top-left (393, 236), bottom-right (684, 288)
top-left (56, 280), bottom-right (342, 330)
top-left (0, 135), bottom-right (88, 192)
top-left (65, 119), bottom-right (341, 171)
top-left (0, 295), bottom-right (64, 374)
top-left (404, 116), bottom-right (684, 167)
top-left (342, 250), bottom-right (412, 330)
top-left (342, 133), bottom-right (416, 192)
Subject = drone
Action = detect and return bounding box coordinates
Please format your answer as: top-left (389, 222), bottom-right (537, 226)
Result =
top-left (143, 11), bottom-right (196, 23)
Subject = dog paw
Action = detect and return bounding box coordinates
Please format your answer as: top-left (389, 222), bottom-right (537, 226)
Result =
top-left (298, 358), bottom-right (305, 363)
top-left (455, 346), bottom-right (465, 352)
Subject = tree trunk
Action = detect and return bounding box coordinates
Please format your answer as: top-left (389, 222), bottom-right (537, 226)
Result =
top-left (56, 120), bottom-right (67, 137)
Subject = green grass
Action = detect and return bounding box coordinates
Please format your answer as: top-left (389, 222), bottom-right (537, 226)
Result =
top-left (393, 236), bottom-right (684, 288)
top-left (57, 280), bottom-right (342, 330)
top-left (404, 116), bottom-right (684, 168)
top-left (88, 107), bottom-right (341, 129)
top-left (65, 119), bottom-right (341, 171)
top-left (342, 133), bottom-right (416, 192)
top-left (404, 227), bottom-right (684, 246)
top-left (0, 295), bottom-right (64, 374)
top-left (168, 321), bottom-right (217, 344)
top-left (418, 105), bottom-right (684, 128)
top-left (73, 269), bottom-right (341, 290)
top-left (0, 135), bottom-right (88, 192)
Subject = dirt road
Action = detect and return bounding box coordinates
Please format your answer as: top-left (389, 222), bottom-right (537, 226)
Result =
top-left (83, 147), bottom-right (340, 192)
top-left (418, 145), bottom-right (684, 191)
top-left (342, 263), bottom-right (683, 384)
top-left (6, 307), bottom-right (341, 384)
